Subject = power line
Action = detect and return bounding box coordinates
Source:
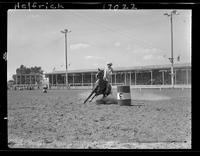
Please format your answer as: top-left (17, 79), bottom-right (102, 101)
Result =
top-left (61, 29), bottom-right (71, 89)
top-left (164, 10), bottom-right (179, 88)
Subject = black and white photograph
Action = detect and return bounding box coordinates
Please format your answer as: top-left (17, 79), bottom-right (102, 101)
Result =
top-left (7, 8), bottom-right (191, 149)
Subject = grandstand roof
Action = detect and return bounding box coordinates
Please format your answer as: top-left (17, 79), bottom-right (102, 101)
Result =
top-left (45, 63), bottom-right (191, 75)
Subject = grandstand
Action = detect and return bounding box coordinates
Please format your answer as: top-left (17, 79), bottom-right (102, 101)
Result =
top-left (44, 63), bottom-right (191, 89)
top-left (9, 63), bottom-right (191, 90)
top-left (10, 73), bottom-right (43, 90)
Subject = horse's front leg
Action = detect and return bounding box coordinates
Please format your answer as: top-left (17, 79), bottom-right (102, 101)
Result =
top-left (89, 94), bottom-right (96, 102)
top-left (84, 90), bottom-right (95, 104)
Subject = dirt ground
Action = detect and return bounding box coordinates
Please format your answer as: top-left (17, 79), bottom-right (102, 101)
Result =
top-left (7, 88), bottom-right (191, 149)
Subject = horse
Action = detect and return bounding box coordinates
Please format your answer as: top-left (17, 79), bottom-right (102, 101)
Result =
top-left (84, 68), bottom-right (112, 104)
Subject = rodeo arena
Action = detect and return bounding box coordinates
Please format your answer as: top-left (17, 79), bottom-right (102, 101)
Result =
top-left (7, 10), bottom-right (191, 150)
top-left (7, 62), bottom-right (191, 149)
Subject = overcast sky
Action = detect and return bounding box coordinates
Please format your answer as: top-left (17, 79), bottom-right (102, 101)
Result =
top-left (7, 9), bottom-right (191, 80)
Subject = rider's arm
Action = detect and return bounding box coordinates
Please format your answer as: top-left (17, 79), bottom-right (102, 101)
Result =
top-left (110, 67), bottom-right (114, 73)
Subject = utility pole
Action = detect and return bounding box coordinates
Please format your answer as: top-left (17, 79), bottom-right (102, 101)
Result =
top-left (164, 10), bottom-right (179, 88)
top-left (61, 29), bottom-right (71, 89)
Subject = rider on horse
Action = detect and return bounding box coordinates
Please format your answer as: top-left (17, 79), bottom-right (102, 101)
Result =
top-left (95, 62), bottom-right (113, 88)
top-left (84, 64), bottom-right (113, 103)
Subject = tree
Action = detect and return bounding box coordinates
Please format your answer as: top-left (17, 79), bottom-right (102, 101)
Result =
top-left (16, 65), bottom-right (26, 74)
top-left (13, 65), bottom-right (44, 84)
top-left (15, 65), bottom-right (43, 75)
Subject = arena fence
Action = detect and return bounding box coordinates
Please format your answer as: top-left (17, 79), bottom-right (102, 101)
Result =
top-left (8, 83), bottom-right (191, 91)
top-left (8, 84), bottom-right (41, 90)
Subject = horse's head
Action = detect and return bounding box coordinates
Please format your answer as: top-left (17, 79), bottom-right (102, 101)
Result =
top-left (96, 68), bottom-right (104, 80)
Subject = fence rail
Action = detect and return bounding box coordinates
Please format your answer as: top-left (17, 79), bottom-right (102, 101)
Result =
top-left (8, 83), bottom-right (191, 91)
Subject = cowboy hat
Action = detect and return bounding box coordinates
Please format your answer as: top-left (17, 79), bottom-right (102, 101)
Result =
top-left (107, 62), bottom-right (113, 66)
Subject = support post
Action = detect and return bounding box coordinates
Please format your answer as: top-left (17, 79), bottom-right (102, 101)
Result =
top-left (135, 71), bottom-right (137, 85)
top-left (56, 74), bottom-right (57, 85)
top-left (16, 75), bottom-right (17, 85)
top-left (61, 29), bottom-right (71, 89)
top-left (82, 73), bottom-right (83, 86)
top-left (164, 11), bottom-right (179, 88)
top-left (90, 73), bottom-right (92, 86)
top-left (170, 14), bottom-right (174, 87)
top-left (125, 72), bottom-right (126, 85)
top-left (162, 71), bottom-right (165, 85)
top-left (71, 74), bottom-right (74, 86)
top-left (52, 74), bottom-right (53, 85)
top-left (150, 70), bottom-right (153, 85)
top-left (115, 73), bottom-right (116, 86)
top-left (174, 70), bottom-right (177, 85)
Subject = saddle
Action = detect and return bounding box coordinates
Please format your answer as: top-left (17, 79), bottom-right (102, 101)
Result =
top-left (95, 79), bottom-right (108, 94)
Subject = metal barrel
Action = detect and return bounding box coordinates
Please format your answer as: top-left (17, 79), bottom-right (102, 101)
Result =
top-left (117, 85), bottom-right (131, 106)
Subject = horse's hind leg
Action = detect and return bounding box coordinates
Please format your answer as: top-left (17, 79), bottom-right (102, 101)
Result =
top-left (103, 94), bottom-right (107, 98)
